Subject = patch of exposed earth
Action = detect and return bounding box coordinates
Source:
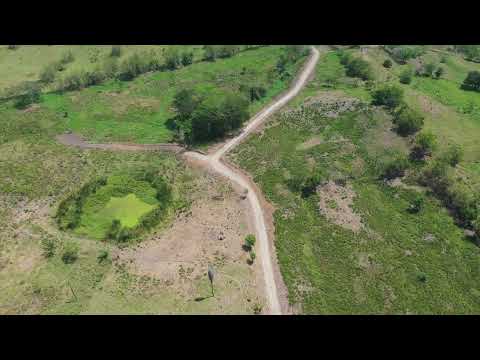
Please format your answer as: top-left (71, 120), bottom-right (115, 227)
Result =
top-left (317, 181), bottom-right (364, 233)
top-left (118, 168), bottom-right (266, 313)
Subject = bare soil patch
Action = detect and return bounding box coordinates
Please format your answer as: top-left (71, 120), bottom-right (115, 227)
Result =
top-left (317, 181), bottom-right (364, 233)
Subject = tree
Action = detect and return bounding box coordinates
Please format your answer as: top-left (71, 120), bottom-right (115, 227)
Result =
top-left (39, 64), bottom-right (57, 84)
top-left (399, 68), bottom-right (413, 84)
top-left (383, 59), bottom-right (393, 68)
top-left (110, 45), bottom-right (122, 57)
top-left (181, 51), bottom-right (194, 66)
top-left (345, 58), bottom-right (373, 80)
top-left (244, 234), bottom-right (256, 251)
top-left (219, 93), bottom-right (250, 131)
top-left (411, 132), bottom-right (437, 160)
top-left (392, 105), bottom-right (424, 136)
top-left (173, 89), bottom-right (202, 118)
top-left (461, 71), bottom-right (480, 92)
top-left (371, 85), bottom-right (404, 109)
top-left (441, 144), bottom-right (463, 167)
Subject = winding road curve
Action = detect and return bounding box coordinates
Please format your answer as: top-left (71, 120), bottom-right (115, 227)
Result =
top-left (57, 47), bottom-right (320, 314)
top-left (185, 47), bottom-right (320, 314)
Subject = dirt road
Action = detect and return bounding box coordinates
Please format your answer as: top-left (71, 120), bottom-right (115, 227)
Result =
top-left (185, 47), bottom-right (320, 314)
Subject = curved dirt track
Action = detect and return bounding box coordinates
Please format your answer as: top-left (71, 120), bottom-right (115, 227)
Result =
top-left (185, 47), bottom-right (320, 314)
top-left (56, 47), bottom-right (320, 315)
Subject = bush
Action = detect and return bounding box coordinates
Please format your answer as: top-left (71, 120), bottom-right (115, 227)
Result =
top-left (399, 68), bottom-right (413, 84)
top-left (382, 153), bottom-right (409, 180)
top-left (118, 53), bottom-right (147, 80)
top-left (203, 45), bottom-right (217, 61)
top-left (60, 71), bottom-right (86, 91)
top-left (248, 85), bottom-right (267, 102)
top-left (97, 250), bottom-right (109, 263)
top-left (181, 51), bottom-right (194, 66)
top-left (411, 132), bottom-right (437, 160)
top-left (249, 250), bottom-right (256, 264)
top-left (13, 82), bottom-right (42, 109)
top-left (409, 196), bottom-right (424, 214)
top-left (371, 85), bottom-right (404, 109)
top-left (244, 234), bottom-right (256, 251)
top-left (217, 45), bottom-right (239, 58)
top-left (419, 160), bottom-right (454, 198)
top-left (339, 51), bottom-right (353, 65)
top-left (345, 58), bottom-right (373, 81)
top-left (61, 50), bottom-right (75, 64)
top-left (164, 48), bottom-right (180, 70)
top-left (7, 45), bottom-right (18, 50)
top-left (441, 144), bottom-right (463, 167)
top-left (41, 237), bottom-right (56, 258)
top-left (434, 66), bottom-right (444, 79)
top-left (392, 105), bottom-right (424, 136)
top-left (473, 216), bottom-right (480, 239)
top-left (110, 45), bottom-right (122, 57)
top-left (39, 64), bottom-right (57, 84)
top-left (62, 246), bottom-right (78, 264)
top-left (102, 57), bottom-right (119, 78)
top-left (461, 71), bottom-right (480, 92)
top-left (383, 59), bottom-right (393, 68)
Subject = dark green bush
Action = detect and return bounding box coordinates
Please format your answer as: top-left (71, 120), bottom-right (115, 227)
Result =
top-left (13, 82), bottom-right (42, 109)
top-left (371, 85), bottom-right (404, 109)
top-left (383, 59), bottom-right (393, 68)
top-left (441, 144), bottom-right (463, 167)
top-left (411, 132), bottom-right (437, 160)
top-left (345, 58), bottom-right (373, 80)
top-left (399, 68), bottom-right (413, 84)
top-left (62, 246), bottom-right (78, 264)
top-left (110, 45), bottom-right (122, 57)
top-left (461, 71), bottom-right (480, 92)
top-left (392, 105), bottom-right (424, 136)
top-left (382, 154), bottom-right (409, 180)
top-left (181, 51), bottom-right (194, 66)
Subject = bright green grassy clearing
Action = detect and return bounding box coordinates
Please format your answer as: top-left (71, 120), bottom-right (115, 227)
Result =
top-left (39, 46), bottom-right (304, 144)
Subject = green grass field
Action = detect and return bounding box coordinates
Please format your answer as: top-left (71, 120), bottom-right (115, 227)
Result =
top-left (229, 47), bottom-right (480, 314)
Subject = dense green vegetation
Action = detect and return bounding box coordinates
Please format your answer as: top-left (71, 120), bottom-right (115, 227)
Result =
top-left (230, 47), bottom-right (480, 314)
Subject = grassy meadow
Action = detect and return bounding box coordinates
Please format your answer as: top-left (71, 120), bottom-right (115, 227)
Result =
top-left (229, 47), bottom-right (480, 314)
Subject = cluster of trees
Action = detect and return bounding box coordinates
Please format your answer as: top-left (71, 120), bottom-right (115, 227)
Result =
top-left (453, 45), bottom-right (480, 62)
top-left (339, 51), bottom-right (373, 80)
top-left (416, 62), bottom-right (444, 79)
top-left (276, 45), bottom-right (309, 80)
top-left (383, 46), bottom-right (425, 64)
top-left (172, 89), bottom-right (250, 144)
top-left (203, 45), bottom-right (241, 62)
top-left (461, 71), bottom-right (480, 92)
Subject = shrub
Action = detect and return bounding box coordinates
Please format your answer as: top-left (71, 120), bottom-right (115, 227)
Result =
top-left (103, 57), bottom-right (119, 78)
top-left (441, 144), bottom-right (463, 167)
top-left (382, 153), bottom-right (409, 180)
top-left (411, 132), bottom-right (437, 160)
top-left (473, 216), bottom-right (480, 239)
top-left (203, 45), bottom-right (217, 61)
top-left (249, 250), bottom-right (256, 264)
top-left (107, 219), bottom-right (122, 240)
top-left (392, 105), bottom-right (424, 136)
top-left (41, 237), bottom-right (56, 258)
top-left (39, 64), bottom-right (57, 84)
top-left (164, 48), bottom-right (180, 70)
top-left (372, 85), bottom-right (404, 109)
top-left (419, 160), bottom-right (454, 198)
top-left (84, 68), bottom-right (106, 86)
top-left (97, 250), bottom-right (109, 263)
top-left (62, 245), bottom-right (78, 264)
top-left (181, 51), bottom-right (194, 66)
top-left (110, 45), bottom-right (122, 57)
top-left (61, 50), bottom-right (75, 64)
top-left (345, 58), bottom-right (373, 80)
top-left (383, 59), bottom-right (393, 68)
top-left (118, 53), bottom-right (147, 80)
top-left (13, 82), bottom-right (42, 109)
top-left (409, 196), bottom-right (424, 214)
top-left (248, 85), bottom-right (267, 102)
top-left (244, 234), bottom-right (256, 251)
top-left (446, 182), bottom-right (478, 226)
top-left (7, 45), bottom-right (18, 50)
top-left (416, 272), bottom-right (427, 283)
top-left (217, 45), bottom-right (239, 58)
top-left (61, 71), bottom-right (86, 91)
top-left (461, 71), bottom-right (480, 92)
top-left (339, 51), bottom-right (353, 65)
top-left (399, 68), bottom-right (413, 84)
top-left (434, 66), bottom-right (444, 79)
